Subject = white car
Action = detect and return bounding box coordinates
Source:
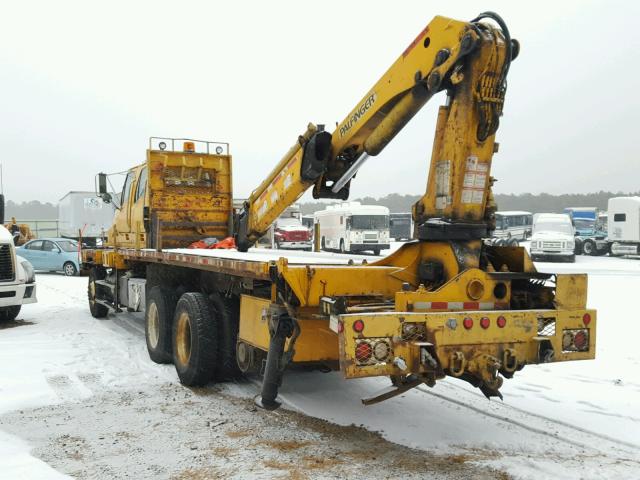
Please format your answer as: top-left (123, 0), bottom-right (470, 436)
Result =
top-left (530, 213), bottom-right (576, 263)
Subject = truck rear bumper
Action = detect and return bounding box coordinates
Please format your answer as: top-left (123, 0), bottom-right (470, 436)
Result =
top-left (277, 241), bottom-right (312, 250)
top-left (0, 282), bottom-right (37, 307)
top-left (336, 308), bottom-right (595, 383)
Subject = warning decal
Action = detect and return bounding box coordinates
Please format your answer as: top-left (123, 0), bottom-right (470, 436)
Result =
top-left (461, 155), bottom-right (488, 205)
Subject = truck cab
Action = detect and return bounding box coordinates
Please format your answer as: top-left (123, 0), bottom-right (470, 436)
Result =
top-left (0, 225), bottom-right (37, 321)
top-left (101, 138), bottom-right (233, 250)
top-left (530, 213), bottom-right (576, 262)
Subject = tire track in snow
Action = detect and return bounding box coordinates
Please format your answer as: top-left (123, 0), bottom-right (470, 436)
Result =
top-left (415, 384), bottom-right (640, 455)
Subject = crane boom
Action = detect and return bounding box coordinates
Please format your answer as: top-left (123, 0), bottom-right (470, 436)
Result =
top-left (235, 12), bottom-right (515, 251)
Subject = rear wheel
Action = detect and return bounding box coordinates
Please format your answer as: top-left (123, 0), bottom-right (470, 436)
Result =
top-left (145, 286), bottom-right (177, 364)
top-left (339, 239), bottom-right (346, 253)
top-left (0, 305), bottom-right (21, 322)
top-left (88, 267), bottom-right (108, 318)
top-left (63, 262), bottom-right (78, 276)
top-left (508, 237), bottom-right (519, 247)
top-left (582, 240), bottom-right (596, 256)
top-left (172, 292), bottom-right (217, 386)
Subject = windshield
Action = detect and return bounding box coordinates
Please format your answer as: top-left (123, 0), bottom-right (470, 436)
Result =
top-left (57, 240), bottom-right (79, 252)
top-left (533, 221), bottom-right (573, 236)
top-left (574, 218), bottom-right (595, 231)
top-left (350, 215), bottom-right (389, 230)
top-left (276, 218), bottom-right (303, 228)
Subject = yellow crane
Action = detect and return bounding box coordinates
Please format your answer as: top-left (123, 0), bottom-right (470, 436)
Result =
top-left (83, 12), bottom-right (595, 410)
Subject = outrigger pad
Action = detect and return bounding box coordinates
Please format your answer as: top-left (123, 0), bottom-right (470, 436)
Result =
top-left (254, 394), bottom-right (282, 411)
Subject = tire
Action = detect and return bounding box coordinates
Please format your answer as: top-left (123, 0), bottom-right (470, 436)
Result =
top-left (339, 239), bottom-right (346, 254)
top-left (373, 249), bottom-right (381, 256)
top-left (63, 262), bottom-right (78, 276)
top-left (172, 292), bottom-right (217, 386)
top-left (574, 238), bottom-right (583, 255)
top-left (582, 240), bottom-right (596, 256)
top-left (496, 238), bottom-right (506, 247)
top-left (508, 238), bottom-right (519, 247)
top-left (88, 267), bottom-right (108, 318)
top-left (321, 237), bottom-right (326, 250)
top-left (145, 286), bottom-right (177, 364)
top-left (565, 254), bottom-right (576, 263)
top-left (209, 294), bottom-right (242, 380)
top-left (275, 240), bottom-right (281, 250)
top-left (0, 305), bottom-right (21, 322)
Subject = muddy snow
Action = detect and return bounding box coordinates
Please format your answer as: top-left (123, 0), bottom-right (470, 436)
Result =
top-left (1, 253), bottom-right (639, 479)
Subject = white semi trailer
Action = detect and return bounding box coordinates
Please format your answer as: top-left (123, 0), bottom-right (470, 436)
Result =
top-left (58, 191), bottom-right (115, 246)
top-left (608, 197), bottom-right (640, 256)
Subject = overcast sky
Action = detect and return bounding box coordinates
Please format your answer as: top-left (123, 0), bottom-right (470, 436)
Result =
top-left (1, 0), bottom-right (639, 204)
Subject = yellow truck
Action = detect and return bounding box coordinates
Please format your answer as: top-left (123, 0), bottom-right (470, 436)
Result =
top-left (82, 12), bottom-right (595, 409)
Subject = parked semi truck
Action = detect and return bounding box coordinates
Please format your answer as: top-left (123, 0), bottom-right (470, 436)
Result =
top-left (82, 12), bottom-right (596, 409)
top-left (0, 196), bottom-right (37, 321)
top-left (563, 207), bottom-right (608, 256)
top-left (608, 197), bottom-right (640, 257)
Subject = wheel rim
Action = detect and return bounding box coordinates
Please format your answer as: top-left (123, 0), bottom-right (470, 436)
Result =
top-left (584, 243), bottom-right (593, 254)
top-left (65, 263), bottom-right (75, 275)
top-left (147, 303), bottom-right (160, 348)
top-left (175, 311), bottom-right (192, 367)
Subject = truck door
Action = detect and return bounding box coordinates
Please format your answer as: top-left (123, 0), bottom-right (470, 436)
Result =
top-left (113, 170), bottom-right (135, 243)
top-left (130, 167), bottom-right (148, 245)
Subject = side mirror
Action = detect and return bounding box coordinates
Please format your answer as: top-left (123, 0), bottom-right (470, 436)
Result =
top-left (97, 173), bottom-right (112, 204)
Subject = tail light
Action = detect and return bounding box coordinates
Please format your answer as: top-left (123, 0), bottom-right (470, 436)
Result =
top-left (355, 341), bottom-right (373, 363)
top-left (573, 330), bottom-right (588, 350)
top-left (583, 313), bottom-right (591, 326)
top-left (562, 329), bottom-right (589, 352)
top-left (353, 319), bottom-right (365, 333)
top-left (463, 317), bottom-right (473, 330)
top-left (497, 316), bottom-right (507, 328)
top-left (480, 317), bottom-right (490, 329)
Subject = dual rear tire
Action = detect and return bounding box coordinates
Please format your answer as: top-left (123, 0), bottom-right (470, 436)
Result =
top-left (144, 288), bottom-right (241, 386)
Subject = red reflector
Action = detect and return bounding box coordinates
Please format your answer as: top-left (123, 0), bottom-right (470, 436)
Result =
top-left (573, 330), bottom-right (588, 350)
top-left (355, 341), bottom-right (372, 362)
top-left (463, 317), bottom-right (473, 330)
top-left (480, 317), bottom-right (490, 329)
top-left (353, 319), bottom-right (365, 333)
top-left (497, 316), bottom-right (507, 328)
top-left (583, 313), bottom-right (591, 326)
top-left (337, 321), bottom-right (344, 334)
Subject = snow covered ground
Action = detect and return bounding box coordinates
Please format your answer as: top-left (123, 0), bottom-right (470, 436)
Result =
top-left (1, 252), bottom-right (639, 479)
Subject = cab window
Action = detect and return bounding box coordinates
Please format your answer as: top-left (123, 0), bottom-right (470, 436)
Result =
top-left (121, 171), bottom-right (135, 206)
top-left (135, 167), bottom-right (147, 203)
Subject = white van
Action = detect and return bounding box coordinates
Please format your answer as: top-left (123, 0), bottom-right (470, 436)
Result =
top-left (529, 213), bottom-right (575, 262)
top-left (608, 197), bottom-right (640, 256)
top-left (314, 202), bottom-right (390, 255)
